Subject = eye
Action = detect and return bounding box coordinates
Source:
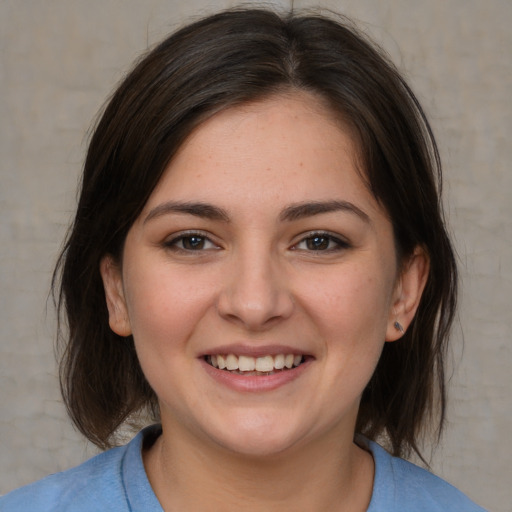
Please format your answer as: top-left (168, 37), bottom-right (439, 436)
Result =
top-left (293, 232), bottom-right (350, 252)
top-left (164, 232), bottom-right (219, 252)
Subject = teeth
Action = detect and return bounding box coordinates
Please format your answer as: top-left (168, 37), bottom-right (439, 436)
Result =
top-left (255, 355), bottom-right (274, 372)
top-left (226, 354), bottom-right (238, 370)
top-left (274, 354), bottom-right (285, 370)
top-left (238, 355), bottom-right (255, 371)
top-left (208, 353), bottom-right (304, 373)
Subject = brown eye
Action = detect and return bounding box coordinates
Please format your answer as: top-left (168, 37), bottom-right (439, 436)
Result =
top-left (181, 236), bottom-right (207, 250)
top-left (306, 236), bottom-right (330, 250)
top-left (293, 232), bottom-right (350, 252)
top-left (165, 233), bottom-right (218, 252)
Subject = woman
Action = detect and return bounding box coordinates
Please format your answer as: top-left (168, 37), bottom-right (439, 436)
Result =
top-left (0, 8), bottom-right (486, 511)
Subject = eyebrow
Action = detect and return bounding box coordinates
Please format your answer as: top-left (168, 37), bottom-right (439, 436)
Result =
top-left (143, 199), bottom-right (370, 225)
top-left (144, 201), bottom-right (230, 224)
top-left (279, 200), bottom-right (370, 223)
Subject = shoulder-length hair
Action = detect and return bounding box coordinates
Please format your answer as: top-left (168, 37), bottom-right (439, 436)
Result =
top-left (54, 8), bottom-right (457, 459)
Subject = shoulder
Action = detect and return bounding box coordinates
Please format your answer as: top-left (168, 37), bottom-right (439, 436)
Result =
top-left (0, 445), bottom-right (128, 512)
top-left (0, 426), bottom-right (162, 512)
top-left (361, 438), bottom-right (488, 512)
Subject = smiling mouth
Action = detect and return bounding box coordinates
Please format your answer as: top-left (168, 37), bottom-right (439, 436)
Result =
top-left (205, 354), bottom-right (305, 376)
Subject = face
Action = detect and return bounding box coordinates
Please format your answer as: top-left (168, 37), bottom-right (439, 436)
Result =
top-left (101, 93), bottom-right (427, 457)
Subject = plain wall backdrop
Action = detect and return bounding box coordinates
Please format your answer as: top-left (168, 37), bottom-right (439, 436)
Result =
top-left (1, 1), bottom-right (510, 510)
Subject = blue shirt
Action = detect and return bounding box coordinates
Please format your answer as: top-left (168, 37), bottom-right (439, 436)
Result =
top-left (0, 426), bottom-right (487, 511)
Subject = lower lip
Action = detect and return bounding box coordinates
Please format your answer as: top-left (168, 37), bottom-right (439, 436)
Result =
top-left (200, 358), bottom-right (312, 392)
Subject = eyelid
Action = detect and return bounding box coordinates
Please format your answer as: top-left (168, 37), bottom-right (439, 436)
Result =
top-left (291, 230), bottom-right (351, 251)
top-left (163, 230), bottom-right (221, 252)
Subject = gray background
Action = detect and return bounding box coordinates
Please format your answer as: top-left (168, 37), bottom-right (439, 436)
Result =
top-left (1, 1), bottom-right (510, 510)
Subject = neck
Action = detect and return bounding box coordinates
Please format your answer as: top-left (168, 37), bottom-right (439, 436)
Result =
top-left (143, 421), bottom-right (374, 512)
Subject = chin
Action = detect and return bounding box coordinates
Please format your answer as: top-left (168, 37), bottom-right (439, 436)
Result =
top-left (203, 412), bottom-right (311, 459)
top-left (216, 433), bottom-right (302, 459)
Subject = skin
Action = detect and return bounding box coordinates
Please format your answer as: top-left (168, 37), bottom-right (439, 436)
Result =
top-left (101, 93), bottom-right (428, 511)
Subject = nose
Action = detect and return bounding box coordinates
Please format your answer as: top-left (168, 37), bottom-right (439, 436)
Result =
top-left (216, 245), bottom-right (294, 331)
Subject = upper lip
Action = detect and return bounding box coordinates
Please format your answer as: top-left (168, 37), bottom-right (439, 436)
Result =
top-left (199, 344), bottom-right (313, 358)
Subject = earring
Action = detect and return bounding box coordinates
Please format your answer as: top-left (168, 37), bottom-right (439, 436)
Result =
top-left (394, 321), bottom-right (404, 334)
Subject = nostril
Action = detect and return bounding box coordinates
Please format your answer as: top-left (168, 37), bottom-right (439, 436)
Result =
top-left (215, 271), bottom-right (294, 329)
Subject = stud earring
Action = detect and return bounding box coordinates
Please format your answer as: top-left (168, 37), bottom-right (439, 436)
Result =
top-left (394, 321), bottom-right (404, 333)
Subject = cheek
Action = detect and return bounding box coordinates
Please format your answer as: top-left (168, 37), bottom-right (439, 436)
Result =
top-left (318, 271), bottom-right (393, 388)
top-left (298, 263), bottom-right (394, 342)
top-left (121, 265), bottom-right (221, 406)
top-left (122, 264), bottom-right (217, 355)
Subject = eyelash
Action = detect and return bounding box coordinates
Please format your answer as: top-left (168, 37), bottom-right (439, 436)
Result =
top-left (292, 231), bottom-right (351, 252)
top-left (163, 231), bottom-right (219, 252)
top-left (163, 231), bottom-right (351, 254)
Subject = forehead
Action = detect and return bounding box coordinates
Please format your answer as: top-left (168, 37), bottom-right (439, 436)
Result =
top-left (142, 93), bottom-right (382, 221)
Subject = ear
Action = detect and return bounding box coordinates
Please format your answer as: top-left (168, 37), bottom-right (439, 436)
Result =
top-left (386, 246), bottom-right (429, 342)
top-left (99, 255), bottom-right (132, 337)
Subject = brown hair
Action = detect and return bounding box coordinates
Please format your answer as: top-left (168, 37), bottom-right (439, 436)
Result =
top-left (54, 8), bottom-right (457, 459)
